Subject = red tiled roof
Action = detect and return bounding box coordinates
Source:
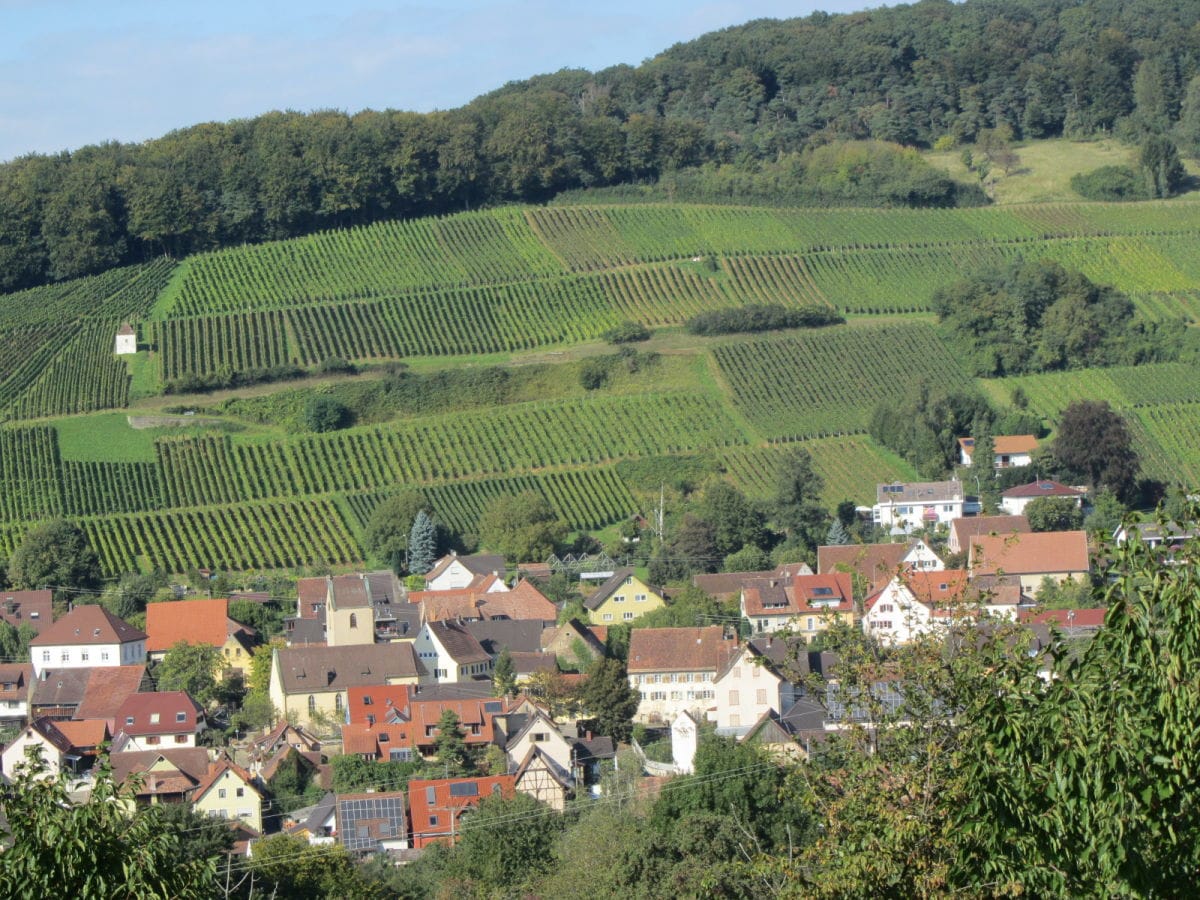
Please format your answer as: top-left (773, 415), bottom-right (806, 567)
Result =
top-left (193, 757), bottom-right (263, 802)
top-left (115, 691), bottom-right (204, 736)
top-left (0, 663), bottom-right (30, 701)
top-left (53, 718), bottom-right (109, 749)
top-left (0, 590), bottom-right (52, 635)
top-left (969, 531), bottom-right (1090, 576)
top-left (904, 569), bottom-right (971, 607)
top-left (1021, 608), bottom-right (1107, 628)
top-left (1001, 481), bottom-right (1085, 499)
top-left (407, 775), bottom-right (516, 847)
top-left (949, 515), bottom-right (1030, 548)
top-left (347, 685), bottom-right (413, 725)
top-left (145, 598), bottom-right (229, 653)
top-left (742, 572), bottom-right (853, 618)
top-left (297, 577), bottom-right (328, 619)
top-left (478, 579), bottom-right (557, 621)
top-left (818, 542), bottom-right (910, 592)
top-left (30, 605), bottom-right (146, 647)
top-left (627, 626), bottom-right (739, 674)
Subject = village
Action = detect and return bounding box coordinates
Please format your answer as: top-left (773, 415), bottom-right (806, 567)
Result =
top-left (0, 429), bottom-right (1163, 865)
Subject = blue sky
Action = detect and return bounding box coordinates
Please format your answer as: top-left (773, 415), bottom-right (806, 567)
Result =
top-left (0, 0), bottom-right (879, 163)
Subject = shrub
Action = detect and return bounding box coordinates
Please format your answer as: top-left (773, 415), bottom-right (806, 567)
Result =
top-left (1069, 165), bottom-right (1148, 201)
top-left (602, 320), bottom-right (651, 344)
top-left (685, 304), bottom-right (844, 336)
top-left (303, 396), bottom-right (351, 432)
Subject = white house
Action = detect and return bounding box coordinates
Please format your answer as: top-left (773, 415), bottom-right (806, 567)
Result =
top-left (999, 481), bottom-right (1086, 517)
top-left (626, 626), bottom-right (739, 724)
top-left (958, 435), bottom-right (1039, 469)
top-left (1, 718), bottom-right (72, 779)
top-left (112, 691), bottom-right (206, 751)
top-left (29, 606), bottom-right (146, 677)
top-left (413, 621), bottom-right (492, 684)
top-left (424, 553), bottom-right (507, 592)
top-left (114, 323), bottom-right (137, 355)
top-left (712, 639), bottom-right (797, 733)
top-left (0, 664), bottom-right (32, 723)
top-left (873, 481), bottom-right (966, 533)
top-left (863, 570), bottom-right (1018, 645)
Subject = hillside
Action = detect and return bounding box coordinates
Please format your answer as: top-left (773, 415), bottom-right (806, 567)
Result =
top-left (0, 195), bottom-right (1198, 576)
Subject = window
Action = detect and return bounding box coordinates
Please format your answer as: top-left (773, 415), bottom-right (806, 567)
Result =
top-left (41, 651), bottom-right (49, 662)
top-left (625, 576), bottom-right (633, 585)
top-left (449, 782), bottom-right (479, 797)
top-left (532, 732), bottom-right (549, 742)
top-left (80, 652), bottom-right (88, 661)
top-left (176, 711), bottom-right (186, 723)
top-left (150, 713), bottom-right (160, 724)
top-left (429, 815), bottom-right (439, 826)
top-left (613, 595), bottom-right (625, 603)
top-left (349, 614), bottom-right (358, 629)
top-left (236, 788), bottom-right (244, 798)
top-left (426, 787), bottom-right (436, 804)
top-left (389, 748), bottom-right (412, 762)
top-left (635, 594), bottom-right (646, 602)
top-left (603, 614), bottom-right (612, 622)
top-left (756, 689), bottom-right (767, 705)
top-left (125, 716), bottom-right (135, 726)
top-left (806, 617), bottom-right (815, 631)
top-left (728, 690), bottom-right (740, 705)
top-left (623, 612), bottom-right (634, 620)
top-left (101, 652), bottom-right (109, 661)
top-left (879, 603), bottom-right (894, 613)
top-left (366, 714), bottom-right (376, 726)
top-left (218, 788), bottom-right (227, 799)
top-left (669, 691), bottom-right (681, 700)
top-left (650, 691), bottom-right (666, 701)
top-left (363, 696), bottom-right (373, 706)
top-left (308, 696), bottom-right (316, 713)
top-left (174, 735), bottom-right (188, 744)
top-left (146, 735), bottom-right (160, 745)
top-left (60, 651), bottom-right (69, 662)
top-left (877, 620), bottom-right (893, 630)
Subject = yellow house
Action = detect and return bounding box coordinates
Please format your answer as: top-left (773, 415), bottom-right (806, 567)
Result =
top-left (584, 568), bottom-right (665, 625)
top-left (192, 758), bottom-right (265, 834)
top-left (268, 643), bottom-right (428, 731)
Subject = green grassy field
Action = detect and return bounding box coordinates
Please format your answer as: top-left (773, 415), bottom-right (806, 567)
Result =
top-left (1, 152), bottom-right (1200, 574)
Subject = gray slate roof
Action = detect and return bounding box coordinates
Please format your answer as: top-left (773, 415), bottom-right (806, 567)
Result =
top-left (275, 643), bottom-right (425, 694)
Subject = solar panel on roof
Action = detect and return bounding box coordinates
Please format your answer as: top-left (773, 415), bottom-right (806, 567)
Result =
top-left (449, 781), bottom-right (479, 798)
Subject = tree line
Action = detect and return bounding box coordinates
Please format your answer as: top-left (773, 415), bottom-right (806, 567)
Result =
top-left (3, 0), bottom-right (1200, 291)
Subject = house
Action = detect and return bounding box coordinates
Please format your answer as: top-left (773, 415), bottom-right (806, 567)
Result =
top-left (364, 570), bottom-right (420, 641)
top-left (112, 691), bottom-right (206, 751)
top-left (286, 792), bottom-right (337, 845)
top-left (0, 663), bottom-right (32, 723)
top-left (407, 775), bottom-right (516, 848)
top-left (464, 620), bottom-right (551, 678)
top-left (513, 747), bottom-right (574, 811)
top-left (947, 515), bottom-right (1030, 555)
top-left (712, 636), bottom-right (803, 732)
top-left (740, 572), bottom-right (854, 637)
top-left (862, 570), bottom-right (1017, 644)
top-left (268, 643), bottom-right (428, 730)
top-left (693, 563), bottom-right (813, 602)
top-left (248, 720), bottom-right (323, 761)
top-left (408, 576), bottom-right (554, 625)
top-left (968, 531), bottom-right (1090, 598)
top-left (1113, 521), bottom-right (1200, 555)
top-left (627, 626), bottom-right (740, 723)
top-left (818, 539), bottom-right (944, 594)
top-left (29, 605), bottom-right (146, 676)
top-left (425, 553), bottom-right (508, 592)
top-left (324, 575), bottom-right (376, 647)
top-left (0, 589), bottom-right (52, 636)
top-left (29, 668), bottom-right (91, 719)
top-left (959, 435), bottom-right (1039, 469)
top-left (413, 621), bottom-right (492, 684)
top-left (144, 598), bottom-right (257, 670)
top-left (192, 757), bottom-right (265, 834)
top-left (539, 619), bottom-right (607, 671)
top-left (873, 481), bottom-right (966, 533)
top-left (1, 717), bottom-right (93, 778)
top-left (337, 791), bottom-right (409, 852)
top-left (476, 579), bottom-right (557, 622)
top-left (73, 665), bottom-right (152, 731)
top-left (584, 568), bottom-right (665, 625)
top-left (109, 747), bottom-right (211, 806)
top-left (999, 481), bottom-right (1086, 516)
top-left (497, 707), bottom-right (576, 779)
top-left (114, 322), bottom-right (137, 354)
top-left (1020, 607), bottom-right (1107, 636)
top-left (296, 577), bottom-right (329, 620)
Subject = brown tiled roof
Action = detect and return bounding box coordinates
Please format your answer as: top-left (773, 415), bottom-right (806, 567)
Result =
top-left (74, 665), bottom-right (148, 723)
top-left (110, 748), bottom-right (210, 793)
top-left (0, 590), bottom-right (52, 635)
top-left (275, 643), bottom-right (426, 694)
top-left (818, 542), bottom-right (910, 591)
top-left (145, 598), bottom-right (228, 652)
top-left (742, 573), bottom-right (853, 618)
top-left (627, 626), bottom-right (739, 674)
top-left (115, 691), bottom-right (204, 736)
top-left (426, 621), bottom-right (490, 665)
top-left (905, 570), bottom-right (971, 607)
top-left (415, 592), bottom-right (483, 623)
top-left (0, 663), bottom-right (30, 701)
top-left (426, 553), bottom-right (506, 583)
top-left (116, 322), bottom-right (135, 336)
top-left (20, 717), bottom-right (75, 755)
top-left (30, 605), bottom-right (146, 647)
top-left (329, 575), bottom-right (370, 610)
top-left (693, 563), bottom-right (812, 599)
top-left (479, 579), bottom-right (557, 621)
top-left (1001, 481), bottom-right (1085, 499)
top-left (949, 516), bottom-right (1030, 548)
top-left (297, 577), bottom-right (328, 619)
top-left (969, 531), bottom-right (1090, 576)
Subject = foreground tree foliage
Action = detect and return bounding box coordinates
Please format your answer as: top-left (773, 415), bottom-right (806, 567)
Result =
top-left (0, 750), bottom-right (217, 898)
top-left (7, 518), bottom-right (101, 597)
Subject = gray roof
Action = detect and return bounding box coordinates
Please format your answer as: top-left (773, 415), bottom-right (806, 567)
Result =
top-left (364, 571), bottom-right (403, 604)
top-left (584, 568), bottom-right (645, 611)
top-left (408, 682), bottom-right (495, 701)
top-left (31, 668), bottom-right (91, 708)
top-left (427, 553), bottom-right (506, 581)
top-left (875, 480), bottom-right (963, 505)
top-left (329, 575), bottom-right (371, 610)
top-left (464, 620), bottom-right (546, 656)
top-left (275, 643), bottom-right (425, 694)
top-left (426, 621), bottom-right (490, 665)
top-left (284, 617), bottom-right (326, 646)
top-left (337, 791), bottom-right (407, 851)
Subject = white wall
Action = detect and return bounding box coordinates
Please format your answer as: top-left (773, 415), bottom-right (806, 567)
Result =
top-left (32, 640), bottom-right (144, 676)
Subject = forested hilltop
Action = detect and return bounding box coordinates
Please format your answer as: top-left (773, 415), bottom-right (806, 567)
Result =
top-left (3, 0), bottom-right (1200, 292)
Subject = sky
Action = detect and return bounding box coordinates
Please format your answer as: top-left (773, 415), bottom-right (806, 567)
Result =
top-left (0, 0), bottom-right (880, 163)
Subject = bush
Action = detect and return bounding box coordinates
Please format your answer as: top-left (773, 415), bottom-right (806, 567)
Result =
top-left (1069, 165), bottom-right (1148, 201)
top-left (602, 320), bottom-right (651, 344)
top-left (316, 356), bottom-right (357, 375)
top-left (302, 396), bottom-right (351, 432)
top-left (579, 358), bottom-right (611, 390)
top-left (686, 304), bottom-right (844, 336)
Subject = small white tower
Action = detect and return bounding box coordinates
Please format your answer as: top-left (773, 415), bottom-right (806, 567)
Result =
top-left (114, 323), bottom-right (137, 355)
top-left (671, 710), bottom-right (700, 774)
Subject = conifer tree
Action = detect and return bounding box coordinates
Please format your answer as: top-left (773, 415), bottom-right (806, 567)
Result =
top-left (582, 657), bottom-right (639, 743)
top-left (492, 649), bottom-right (517, 698)
top-left (408, 509), bottom-right (437, 575)
top-left (433, 709), bottom-right (473, 775)
top-left (825, 519), bottom-right (850, 545)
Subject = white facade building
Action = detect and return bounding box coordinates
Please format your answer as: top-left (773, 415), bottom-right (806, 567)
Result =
top-left (873, 481), bottom-right (965, 533)
top-left (29, 606), bottom-right (146, 677)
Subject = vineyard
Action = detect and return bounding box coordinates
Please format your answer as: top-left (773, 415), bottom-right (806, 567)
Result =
top-left (711, 322), bottom-right (974, 439)
top-left (719, 436), bottom-right (919, 506)
top-left (0, 197), bottom-right (1199, 576)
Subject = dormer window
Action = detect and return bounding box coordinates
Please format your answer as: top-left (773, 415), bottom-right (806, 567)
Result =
top-left (176, 712), bottom-right (186, 723)
top-left (150, 713), bottom-right (160, 724)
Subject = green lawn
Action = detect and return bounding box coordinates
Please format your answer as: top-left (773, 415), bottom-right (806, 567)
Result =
top-left (54, 413), bottom-right (161, 462)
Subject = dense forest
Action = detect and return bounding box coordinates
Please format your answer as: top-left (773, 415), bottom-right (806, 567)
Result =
top-left (3, 0), bottom-right (1200, 292)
